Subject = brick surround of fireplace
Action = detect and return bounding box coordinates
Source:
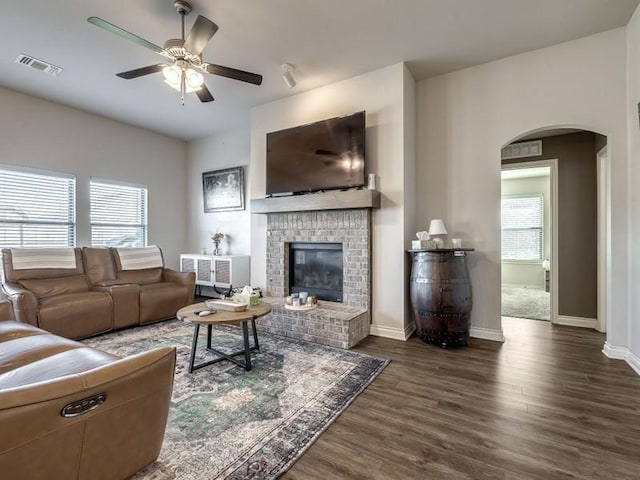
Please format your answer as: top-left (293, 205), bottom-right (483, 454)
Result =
top-left (258, 209), bottom-right (372, 348)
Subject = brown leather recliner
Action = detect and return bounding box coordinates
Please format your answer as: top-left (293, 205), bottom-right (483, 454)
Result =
top-left (2, 248), bottom-right (113, 339)
top-left (84, 247), bottom-right (196, 325)
top-left (0, 304), bottom-right (176, 480)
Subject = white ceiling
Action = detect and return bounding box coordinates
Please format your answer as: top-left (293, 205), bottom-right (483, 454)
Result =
top-left (1, 0), bottom-right (638, 140)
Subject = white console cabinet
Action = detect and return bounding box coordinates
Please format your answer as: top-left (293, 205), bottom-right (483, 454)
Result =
top-left (179, 254), bottom-right (250, 290)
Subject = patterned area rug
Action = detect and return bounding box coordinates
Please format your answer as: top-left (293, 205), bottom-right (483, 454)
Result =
top-left (501, 286), bottom-right (550, 321)
top-left (83, 319), bottom-right (388, 479)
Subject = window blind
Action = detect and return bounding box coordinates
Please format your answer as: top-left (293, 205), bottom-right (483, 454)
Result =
top-left (501, 195), bottom-right (543, 261)
top-left (0, 167), bottom-right (76, 248)
top-left (90, 179), bottom-right (147, 247)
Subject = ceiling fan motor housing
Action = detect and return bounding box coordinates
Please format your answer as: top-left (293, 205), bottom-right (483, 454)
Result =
top-left (164, 39), bottom-right (202, 65)
top-left (174, 1), bottom-right (192, 16)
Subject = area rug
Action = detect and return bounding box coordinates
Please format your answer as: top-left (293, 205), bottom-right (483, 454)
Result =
top-left (83, 319), bottom-right (388, 479)
top-left (501, 286), bottom-right (550, 321)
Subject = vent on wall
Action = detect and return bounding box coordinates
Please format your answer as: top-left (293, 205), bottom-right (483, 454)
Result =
top-left (15, 54), bottom-right (63, 77)
top-left (501, 140), bottom-right (542, 160)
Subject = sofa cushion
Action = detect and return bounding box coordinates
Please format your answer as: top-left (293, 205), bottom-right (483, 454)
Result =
top-left (139, 283), bottom-right (190, 324)
top-left (0, 347), bottom-right (118, 390)
top-left (19, 275), bottom-right (90, 299)
top-left (116, 268), bottom-right (163, 286)
top-left (38, 292), bottom-right (113, 339)
top-left (0, 333), bottom-right (82, 375)
top-left (82, 247), bottom-right (117, 285)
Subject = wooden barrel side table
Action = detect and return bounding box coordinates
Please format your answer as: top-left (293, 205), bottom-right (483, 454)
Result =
top-left (408, 249), bottom-right (474, 347)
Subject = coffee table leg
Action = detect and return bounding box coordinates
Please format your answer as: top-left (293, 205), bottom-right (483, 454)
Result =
top-left (189, 323), bottom-right (200, 373)
top-left (207, 324), bottom-right (212, 349)
top-left (251, 318), bottom-right (260, 350)
top-left (242, 320), bottom-right (252, 371)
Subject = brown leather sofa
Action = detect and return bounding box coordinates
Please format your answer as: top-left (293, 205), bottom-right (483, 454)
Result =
top-left (84, 247), bottom-right (195, 325)
top-left (2, 247), bottom-right (195, 339)
top-left (0, 302), bottom-right (176, 480)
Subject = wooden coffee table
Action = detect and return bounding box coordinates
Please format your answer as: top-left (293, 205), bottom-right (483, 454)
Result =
top-left (177, 301), bottom-right (272, 373)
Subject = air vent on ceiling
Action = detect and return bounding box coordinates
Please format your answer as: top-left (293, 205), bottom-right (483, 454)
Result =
top-left (15, 54), bottom-right (63, 77)
top-left (501, 140), bottom-right (542, 160)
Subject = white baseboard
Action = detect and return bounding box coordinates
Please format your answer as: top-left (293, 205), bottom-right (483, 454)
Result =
top-left (602, 342), bottom-right (640, 376)
top-left (628, 351), bottom-right (640, 376)
top-left (556, 315), bottom-right (597, 329)
top-left (404, 322), bottom-right (416, 340)
top-left (370, 322), bottom-right (414, 341)
top-left (371, 323), bottom-right (504, 343)
top-left (602, 342), bottom-right (628, 359)
top-left (470, 327), bottom-right (505, 343)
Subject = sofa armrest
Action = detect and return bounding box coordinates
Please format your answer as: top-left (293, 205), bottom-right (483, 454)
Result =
top-left (93, 283), bottom-right (140, 329)
top-left (0, 300), bottom-right (14, 321)
top-left (162, 268), bottom-right (195, 285)
top-left (163, 268), bottom-right (196, 300)
top-left (1, 283), bottom-right (37, 326)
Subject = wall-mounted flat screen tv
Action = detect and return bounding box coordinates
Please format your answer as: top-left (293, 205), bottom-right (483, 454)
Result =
top-left (266, 111), bottom-right (365, 195)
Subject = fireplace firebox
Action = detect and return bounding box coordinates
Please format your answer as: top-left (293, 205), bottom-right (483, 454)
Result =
top-left (289, 242), bottom-right (343, 302)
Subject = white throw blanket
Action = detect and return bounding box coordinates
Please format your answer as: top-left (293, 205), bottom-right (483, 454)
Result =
top-left (10, 248), bottom-right (77, 270)
top-left (116, 245), bottom-right (163, 270)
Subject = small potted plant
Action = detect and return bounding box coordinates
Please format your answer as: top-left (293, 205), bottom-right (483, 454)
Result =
top-left (211, 232), bottom-right (224, 255)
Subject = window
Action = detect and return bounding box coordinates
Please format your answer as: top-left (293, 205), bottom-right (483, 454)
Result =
top-left (0, 166), bottom-right (75, 247)
top-left (501, 195), bottom-right (543, 261)
top-left (90, 179), bottom-right (147, 247)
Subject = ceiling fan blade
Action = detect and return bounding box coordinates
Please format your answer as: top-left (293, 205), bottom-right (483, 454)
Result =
top-left (88, 16), bottom-right (167, 56)
top-left (184, 15), bottom-right (218, 56)
top-left (196, 84), bottom-right (215, 102)
top-left (116, 64), bottom-right (166, 79)
top-left (202, 64), bottom-right (263, 85)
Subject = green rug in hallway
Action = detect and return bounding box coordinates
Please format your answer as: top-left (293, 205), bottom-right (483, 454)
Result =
top-left (501, 286), bottom-right (550, 321)
top-left (83, 318), bottom-right (388, 479)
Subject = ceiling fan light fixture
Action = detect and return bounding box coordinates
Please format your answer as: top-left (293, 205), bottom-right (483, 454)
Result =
top-left (162, 65), bottom-right (182, 85)
top-left (185, 68), bottom-right (204, 89)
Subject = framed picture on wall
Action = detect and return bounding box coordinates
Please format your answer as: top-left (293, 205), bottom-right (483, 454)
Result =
top-left (202, 166), bottom-right (245, 212)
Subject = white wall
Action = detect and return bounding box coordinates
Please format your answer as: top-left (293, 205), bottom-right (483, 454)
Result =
top-left (626, 6), bottom-right (640, 369)
top-left (501, 175), bottom-right (550, 288)
top-left (0, 87), bottom-right (188, 269)
top-left (250, 63), bottom-right (416, 339)
top-left (417, 28), bottom-right (629, 344)
top-left (402, 65), bottom-right (417, 332)
top-left (186, 126), bottom-right (252, 256)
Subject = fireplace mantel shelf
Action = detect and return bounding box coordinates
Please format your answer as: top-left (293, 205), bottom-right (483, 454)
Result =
top-left (251, 189), bottom-right (380, 214)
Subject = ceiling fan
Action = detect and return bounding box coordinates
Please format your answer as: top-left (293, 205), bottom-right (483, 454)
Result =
top-left (88, 0), bottom-right (263, 104)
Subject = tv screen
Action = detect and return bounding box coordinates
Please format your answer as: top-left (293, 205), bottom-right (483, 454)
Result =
top-left (266, 111), bottom-right (365, 195)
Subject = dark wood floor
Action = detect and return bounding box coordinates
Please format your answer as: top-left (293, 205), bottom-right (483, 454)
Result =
top-left (282, 317), bottom-right (640, 480)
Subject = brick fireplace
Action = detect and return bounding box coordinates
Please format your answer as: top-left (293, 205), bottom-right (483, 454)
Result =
top-left (259, 208), bottom-right (372, 348)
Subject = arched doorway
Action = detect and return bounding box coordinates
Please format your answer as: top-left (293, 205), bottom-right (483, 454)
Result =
top-left (500, 127), bottom-right (609, 336)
